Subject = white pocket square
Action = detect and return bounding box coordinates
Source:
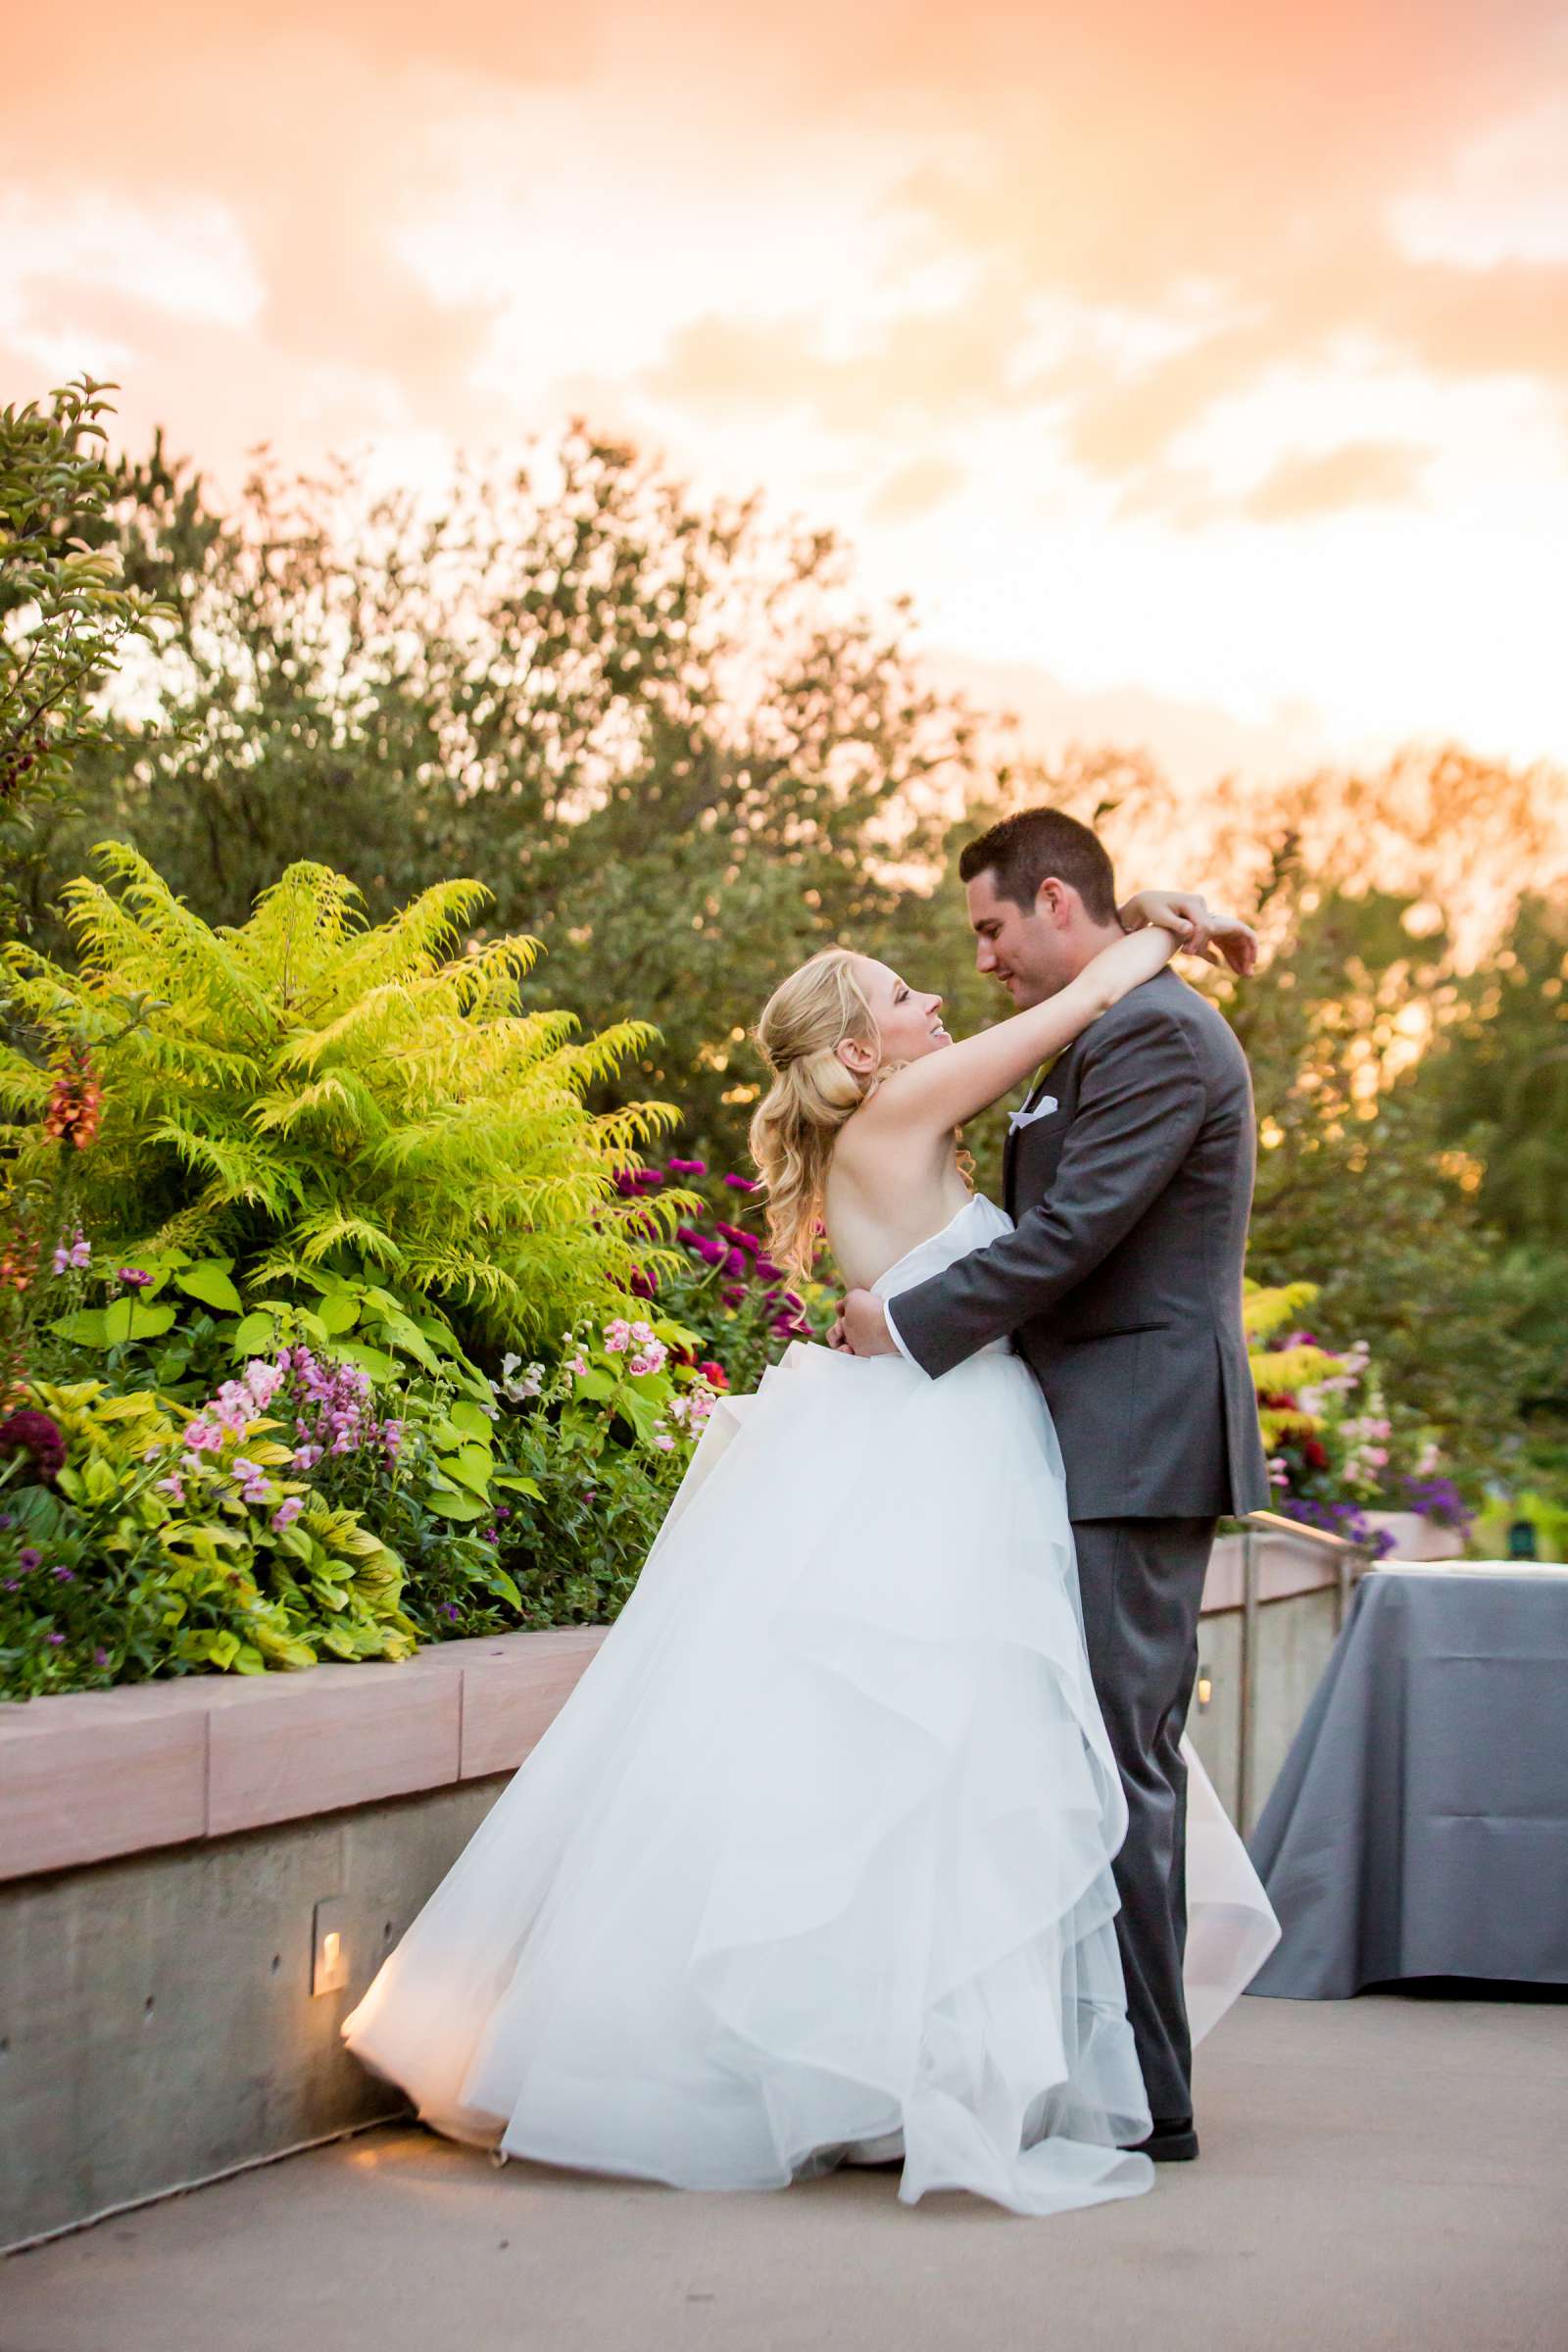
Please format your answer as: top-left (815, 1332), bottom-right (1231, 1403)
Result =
top-left (1008, 1096), bottom-right (1058, 1134)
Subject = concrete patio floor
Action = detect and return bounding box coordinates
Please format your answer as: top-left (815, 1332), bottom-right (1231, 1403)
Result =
top-left (6, 1990), bottom-right (1565, 2352)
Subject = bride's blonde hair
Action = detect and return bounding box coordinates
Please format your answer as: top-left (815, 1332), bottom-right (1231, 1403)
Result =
top-left (748, 949), bottom-right (880, 1277)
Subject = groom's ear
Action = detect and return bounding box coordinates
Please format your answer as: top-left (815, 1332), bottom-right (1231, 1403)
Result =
top-left (1034, 876), bottom-right (1072, 926)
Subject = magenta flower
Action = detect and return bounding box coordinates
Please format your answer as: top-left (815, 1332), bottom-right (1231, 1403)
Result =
top-left (722, 1174), bottom-right (759, 1193)
top-left (0, 1409), bottom-right (67, 1483)
top-left (666, 1157), bottom-right (707, 1176)
top-left (117, 1266), bottom-right (154, 1289)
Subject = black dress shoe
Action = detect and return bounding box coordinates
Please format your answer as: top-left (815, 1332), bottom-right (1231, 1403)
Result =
top-left (1121, 2121), bottom-right (1200, 2162)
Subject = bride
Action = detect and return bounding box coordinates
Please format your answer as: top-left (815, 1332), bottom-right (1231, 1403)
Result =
top-left (343, 888), bottom-right (1277, 2218)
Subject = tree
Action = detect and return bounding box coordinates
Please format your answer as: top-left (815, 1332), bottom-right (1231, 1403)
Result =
top-left (34, 431), bottom-right (982, 1159)
top-left (0, 378), bottom-right (172, 938)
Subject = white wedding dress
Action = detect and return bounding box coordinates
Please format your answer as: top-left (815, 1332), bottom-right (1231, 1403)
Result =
top-left (344, 1197), bottom-right (1278, 2217)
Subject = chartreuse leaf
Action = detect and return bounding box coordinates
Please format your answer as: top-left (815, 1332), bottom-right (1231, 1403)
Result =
top-left (175, 1259), bottom-right (244, 1313)
top-left (102, 1297), bottom-right (176, 1345)
top-left (438, 1445), bottom-right (495, 1499)
top-left (333, 1342), bottom-right (399, 1383)
top-left (49, 1309), bottom-right (109, 1347)
top-left (426, 1486), bottom-right (487, 1522)
top-left (446, 1399), bottom-right (493, 1443)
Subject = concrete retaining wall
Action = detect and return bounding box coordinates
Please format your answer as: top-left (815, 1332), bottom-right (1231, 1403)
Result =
top-left (1, 1780), bottom-right (504, 2248)
top-left (1, 1531), bottom-right (1353, 2248)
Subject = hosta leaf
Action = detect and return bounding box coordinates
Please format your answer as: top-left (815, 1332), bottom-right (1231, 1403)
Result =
top-left (231, 1310), bottom-right (277, 1352)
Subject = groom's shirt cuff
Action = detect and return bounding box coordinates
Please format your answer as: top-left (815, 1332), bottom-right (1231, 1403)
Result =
top-left (882, 1298), bottom-right (922, 1368)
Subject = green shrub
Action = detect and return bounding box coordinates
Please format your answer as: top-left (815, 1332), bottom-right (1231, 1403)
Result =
top-left (0, 845), bottom-right (691, 1352)
top-left (0, 1374), bottom-right (416, 1697)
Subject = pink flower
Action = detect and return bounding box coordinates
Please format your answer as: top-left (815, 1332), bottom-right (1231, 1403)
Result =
top-left (653, 1433), bottom-right (675, 1452)
top-left (270, 1496), bottom-right (304, 1531)
top-left (604, 1318), bottom-right (632, 1354)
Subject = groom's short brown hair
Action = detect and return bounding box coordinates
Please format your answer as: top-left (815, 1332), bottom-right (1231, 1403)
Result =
top-left (958, 808), bottom-right (1118, 925)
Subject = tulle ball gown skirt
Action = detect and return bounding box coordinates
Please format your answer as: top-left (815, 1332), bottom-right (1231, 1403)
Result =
top-left (344, 1207), bottom-right (1276, 2218)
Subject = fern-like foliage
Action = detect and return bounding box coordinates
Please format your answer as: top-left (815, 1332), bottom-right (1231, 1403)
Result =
top-left (1, 846), bottom-right (688, 1348)
top-left (1244, 1277), bottom-right (1354, 1446)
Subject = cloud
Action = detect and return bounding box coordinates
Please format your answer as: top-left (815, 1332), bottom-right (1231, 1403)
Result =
top-left (866, 454), bottom-right (966, 524)
top-left (1238, 440), bottom-right (1427, 523)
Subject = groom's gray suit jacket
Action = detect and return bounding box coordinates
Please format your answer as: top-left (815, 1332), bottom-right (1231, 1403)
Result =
top-left (890, 967), bottom-right (1270, 1521)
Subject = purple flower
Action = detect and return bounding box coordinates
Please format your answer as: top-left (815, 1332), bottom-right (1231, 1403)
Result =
top-left (720, 1284), bottom-right (747, 1307)
top-left (53, 1565), bottom-right (74, 1583)
top-left (117, 1266), bottom-right (154, 1289)
top-left (442, 1601), bottom-right (461, 1621)
top-left (0, 1410), bottom-right (67, 1483)
top-left (695, 1237), bottom-right (726, 1266)
top-left (46, 1632), bottom-right (65, 1647)
top-left (18, 1546), bottom-right (41, 1572)
top-left (722, 1174), bottom-right (759, 1193)
top-left (93, 1647), bottom-right (109, 1668)
top-left (666, 1157), bottom-right (707, 1176)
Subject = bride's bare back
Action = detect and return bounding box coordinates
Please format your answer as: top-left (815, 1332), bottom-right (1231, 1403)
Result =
top-left (822, 919), bottom-right (1180, 1292)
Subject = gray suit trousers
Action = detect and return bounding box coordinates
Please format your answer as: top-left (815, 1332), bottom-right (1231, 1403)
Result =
top-left (1072, 1514), bottom-right (1216, 2127)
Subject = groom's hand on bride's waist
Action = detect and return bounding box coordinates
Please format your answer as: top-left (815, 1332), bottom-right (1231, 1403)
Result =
top-left (833, 1290), bottom-right (899, 1357)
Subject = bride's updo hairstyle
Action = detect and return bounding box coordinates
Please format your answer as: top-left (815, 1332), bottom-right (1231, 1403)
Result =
top-left (749, 949), bottom-right (880, 1277)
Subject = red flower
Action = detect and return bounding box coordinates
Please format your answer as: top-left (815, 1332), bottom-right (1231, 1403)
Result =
top-left (43, 1050), bottom-right (103, 1152)
top-left (698, 1361), bottom-right (729, 1391)
top-left (1302, 1438), bottom-right (1330, 1472)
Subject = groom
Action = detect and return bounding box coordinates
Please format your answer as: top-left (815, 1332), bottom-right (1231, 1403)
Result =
top-left (837, 808), bottom-right (1270, 2161)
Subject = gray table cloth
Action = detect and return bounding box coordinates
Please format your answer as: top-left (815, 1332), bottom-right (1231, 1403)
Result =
top-left (1248, 1567), bottom-right (1568, 1997)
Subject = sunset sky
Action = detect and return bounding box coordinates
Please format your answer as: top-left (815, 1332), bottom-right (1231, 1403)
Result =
top-left (5, 0), bottom-right (1567, 788)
